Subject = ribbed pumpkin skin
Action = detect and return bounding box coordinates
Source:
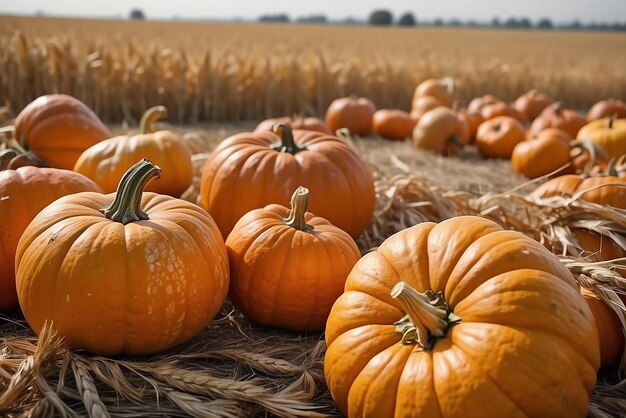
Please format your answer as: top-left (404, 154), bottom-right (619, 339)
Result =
top-left (226, 203), bottom-right (361, 331)
top-left (325, 216), bottom-right (599, 418)
top-left (532, 173), bottom-right (626, 209)
top-left (199, 129), bottom-right (375, 239)
top-left (581, 287), bottom-right (625, 368)
top-left (13, 94), bottom-right (111, 170)
top-left (0, 167), bottom-right (102, 311)
top-left (15, 192), bottom-right (229, 356)
top-left (74, 131), bottom-right (193, 196)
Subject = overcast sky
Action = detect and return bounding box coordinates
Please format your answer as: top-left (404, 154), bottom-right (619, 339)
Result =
top-left (1, 0), bottom-right (625, 23)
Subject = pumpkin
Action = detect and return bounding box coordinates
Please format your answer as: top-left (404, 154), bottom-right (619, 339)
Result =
top-left (254, 116), bottom-right (332, 135)
top-left (513, 90), bottom-right (554, 122)
top-left (200, 124), bottom-right (375, 239)
top-left (587, 99), bottom-right (626, 122)
top-left (412, 78), bottom-right (455, 108)
top-left (410, 96), bottom-right (443, 121)
top-left (13, 94), bottom-right (111, 170)
top-left (325, 96), bottom-right (376, 136)
top-left (324, 216), bottom-right (599, 417)
top-left (467, 94), bottom-right (502, 114)
top-left (0, 166), bottom-right (101, 311)
top-left (480, 102), bottom-right (527, 124)
top-left (15, 160), bottom-right (229, 355)
top-left (581, 287), bottom-right (625, 368)
top-left (512, 129), bottom-right (572, 178)
top-left (74, 106), bottom-right (193, 197)
top-left (475, 116), bottom-right (526, 159)
top-left (576, 116), bottom-right (626, 160)
top-left (412, 107), bottom-right (469, 156)
top-left (530, 102), bottom-right (587, 138)
top-left (456, 107), bottom-right (484, 144)
top-left (226, 187), bottom-right (360, 331)
top-left (372, 109), bottom-right (416, 140)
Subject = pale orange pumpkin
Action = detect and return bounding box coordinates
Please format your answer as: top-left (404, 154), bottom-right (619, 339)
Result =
top-left (226, 187), bottom-right (361, 331)
top-left (577, 116), bottom-right (626, 160)
top-left (412, 78), bottom-right (455, 107)
top-left (412, 107), bottom-right (470, 156)
top-left (15, 160), bottom-right (229, 355)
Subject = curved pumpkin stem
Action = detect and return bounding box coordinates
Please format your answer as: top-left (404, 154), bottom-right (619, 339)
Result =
top-left (283, 186), bottom-right (314, 232)
top-left (271, 123), bottom-right (305, 154)
top-left (607, 114), bottom-right (616, 130)
top-left (570, 139), bottom-right (609, 173)
top-left (102, 159), bottom-right (161, 224)
top-left (140, 106), bottom-right (168, 134)
top-left (0, 147), bottom-right (45, 171)
top-left (391, 281), bottom-right (460, 349)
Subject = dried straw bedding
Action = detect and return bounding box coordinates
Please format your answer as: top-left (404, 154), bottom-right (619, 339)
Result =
top-left (1, 129), bottom-right (625, 417)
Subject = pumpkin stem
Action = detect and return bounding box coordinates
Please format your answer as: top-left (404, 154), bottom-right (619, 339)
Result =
top-left (140, 106), bottom-right (167, 134)
top-left (441, 77), bottom-right (455, 96)
top-left (570, 139), bottom-right (608, 173)
top-left (391, 281), bottom-right (460, 349)
top-left (606, 158), bottom-right (618, 177)
top-left (0, 147), bottom-right (45, 171)
top-left (271, 123), bottom-right (305, 154)
top-left (445, 135), bottom-right (465, 156)
top-left (608, 114), bottom-right (616, 129)
top-left (101, 159), bottom-right (161, 225)
top-left (283, 186), bottom-right (314, 232)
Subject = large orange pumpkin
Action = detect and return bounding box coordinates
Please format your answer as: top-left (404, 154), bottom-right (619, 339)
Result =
top-left (325, 96), bottom-right (376, 136)
top-left (412, 107), bottom-right (469, 156)
top-left (74, 106), bottom-right (192, 196)
top-left (325, 216), bottom-right (599, 417)
top-left (511, 128), bottom-right (572, 179)
top-left (15, 160), bottom-right (229, 355)
top-left (200, 124), bottom-right (375, 239)
top-left (576, 116), bottom-right (626, 160)
top-left (0, 166), bottom-right (101, 311)
top-left (475, 116), bottom-right (526, 159)
top-left (13, 94), bottom-right (111, 170)
top-left (530, 102), bottom-right (587, 138)
top-left (226, 187), bottom-right (361, 331)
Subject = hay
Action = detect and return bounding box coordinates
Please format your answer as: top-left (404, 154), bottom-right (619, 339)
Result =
top-left (2, 128), bottom-right (626, 417)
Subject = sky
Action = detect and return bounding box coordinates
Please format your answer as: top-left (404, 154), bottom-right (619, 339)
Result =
top-left (1, 0), bottom-right (625, 23)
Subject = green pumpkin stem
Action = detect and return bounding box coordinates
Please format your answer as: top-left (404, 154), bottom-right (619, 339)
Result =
top-left (283, 186), bottom-right (314, 232)
top-left (102, 160), bottom-right (161, 224)
top-left (391, 281), bottom-right (460, 349)
top-left (140, 106), bottom-right (168, 134)
top-left (271, 123), bottom-right (305, 154)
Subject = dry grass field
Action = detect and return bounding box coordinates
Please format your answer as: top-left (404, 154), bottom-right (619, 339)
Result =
top-left (1, 15), bottom-right (625, 123)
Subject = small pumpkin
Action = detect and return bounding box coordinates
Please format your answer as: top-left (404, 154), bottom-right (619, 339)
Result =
top-left (581, 287), bottom-right (625, 368)
top-left (456, 107), bottom-right (484, 143)
top-left (587, 99), bottom-right (626, 122)
top-left (15, 160), bottom-right (229, 355)
top-left (13, 94), bottom-right (111, 170)
top-left (325, 216), bottom-right (599, 417)
top-left (0, 166), bottom-right (102, 311)
top-left (254, 115), bottom-right (332, 135)
top-left (480, 102), bottom-right (527, 124)
top-left (412, 77), bottom-right (455, 107)
top-left (513, 90), bottom-right (554, 122)
top-left (409, 95), bottom-right (443, 122)
top-left (325, 96), bottom-right (376, 136)
top-left (511, 129), bottom-right (572, 179)
top-left (576, 116), bottom-right (626, 160)
top-left (74, 106), bottom-right (193, 197)
top-left (226, 187), bottom-right (361, 331)
top-left (530, 102), bottom-right (587, 138)
top-left (467, 94), bottom-right (503, 114)
top-left (475, 116), bottom-right (526, 159)
top-left (200, 124), bottom-right (375, 239)
top-left (372, 109), bottom-right (416, 140)
top-left (412, 107), bottom-right (469, 156)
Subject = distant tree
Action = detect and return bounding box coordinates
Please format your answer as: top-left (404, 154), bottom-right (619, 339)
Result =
top-left (504, 17), bottom-right (519, 28)
top-left (398, 12), bottom-right (416, 27)
top-left (448, 18), bottom-right (462, 27)
top-left (537, 18), bottom-right (553, 29)
top-left (296, 15), bottom-right (328, 24)
top-left (491, 17), bottom-right (501, 27)
top-left (129, 8), bottom-right (145, 20)
top-left (433, 17), bottom-right (444, 26)
top-left (368, 9), bottom-right (393, 26)
top-left (518, 17), bottom-right (532, 28)
top-left (258, 13), bottom-right (290, 23)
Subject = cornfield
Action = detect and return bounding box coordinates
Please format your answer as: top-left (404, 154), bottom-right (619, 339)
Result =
top-left (1, 15), bottom-right (625, 123)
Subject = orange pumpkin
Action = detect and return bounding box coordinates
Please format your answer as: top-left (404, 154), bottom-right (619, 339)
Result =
top-left (74, 106), bottom-right (193, 196)
top-left (325, 96), bottom-right (376, 136)
top-left (480, 102), bottom-right (527, 124)
top-left (581, 287), bottom-right (624, 368)
top-left (372, 109), bottom-right (416, 140)
top-left (530, 102), bottom-right (587, 138)
top-left (325, 216), bottom-right (599, 417)
top-left (412, 107), bottom-right (469, 156)
top-left (410, 95), bottom-right (443, 121)
top-left (13, 94), bottom-right (111, 170)
top-left (412, 77), bottom-right (455, 107)
top-left (475, 116), bottom-right (526, 159)
top-left (226, 187), bottom-right (361, 331)
top-left (513, 90), bottom-right (554, 122)
top-left (254, 116), bottom-right (332, 135)
top-left (0, 166), bottom-right (101, 311)
top-left (587, 99), bottom-right (626, 122)
top-left (200, 124), bottom-right (375, 239)
top-left (467, 94), bottom-right (503, 114)
top-left (456, 107), bottom-right (484, 143)
top-left (577, 116), bottom-right (626, 160)
top-left (15, 160), bottom-right (229, 355)
top-left (511, 129), bottom-right (572, 179)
